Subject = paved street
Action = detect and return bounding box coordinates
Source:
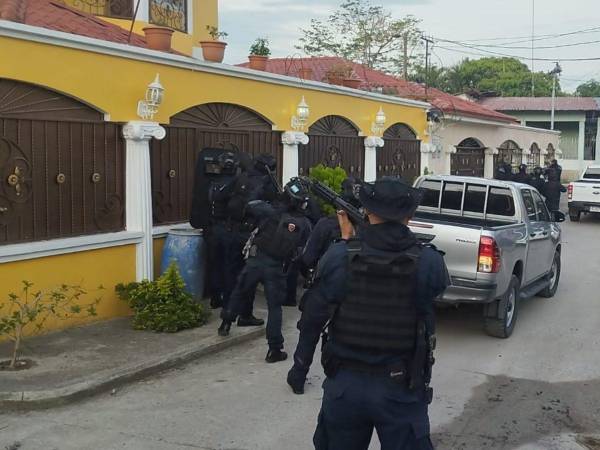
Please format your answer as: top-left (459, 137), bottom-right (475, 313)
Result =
top-left (2, 211), bottom-right (600, 450)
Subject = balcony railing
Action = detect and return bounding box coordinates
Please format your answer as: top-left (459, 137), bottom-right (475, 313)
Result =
top-left (149, 0), bottom-right (187, 33)
top-left (65, 0), bottom-right (134, 19)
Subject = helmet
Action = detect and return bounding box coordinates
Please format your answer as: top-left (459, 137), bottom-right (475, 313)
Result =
top-left (217, 152), bottom-right (238, 173)
top-left (253, 153), bottom-right (277, 174)
top-left (341, 177), bottom-right (362, 207)
top-left (284, 178), bottom-right (310, 209)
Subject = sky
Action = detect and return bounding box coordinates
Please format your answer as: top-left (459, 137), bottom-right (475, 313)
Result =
top-left (220, 0), bottom-right (600, 93)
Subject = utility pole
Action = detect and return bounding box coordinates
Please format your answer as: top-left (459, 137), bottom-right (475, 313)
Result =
top-left (421, 35), bottom-right (434, 99)
top-left (550, 62), bottom-right (562, 130)
top-left (403, 33), bottom-right (409, 80)
top-left (531, 0), bottom-right (535, 97)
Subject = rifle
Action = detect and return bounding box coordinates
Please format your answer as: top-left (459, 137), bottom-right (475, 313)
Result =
top-left (265, 166), bottom-right (284, 195)
top-left (300, 177), bottom-right (366, 225)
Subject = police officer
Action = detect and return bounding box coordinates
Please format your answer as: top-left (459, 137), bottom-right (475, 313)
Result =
top-left (495, 159), bottom-right (513, 181)
top-left (545, 165), bottom-right (566, 212)
top-left (513, 164), bottom-right (530, 184)
top-left (287, 178), bottom-right (363, 394)
top-left (312, 178), bottom-right (448, 450)
top-left (218, 178), bottom-right (312, 363)
top-left (528, 166), bottom-right (546, 195)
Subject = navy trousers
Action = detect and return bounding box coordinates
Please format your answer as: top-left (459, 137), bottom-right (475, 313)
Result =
top-left (222, 252), bottom-right (286, 349)
top-left (313, 370), bottom-right (434, 450)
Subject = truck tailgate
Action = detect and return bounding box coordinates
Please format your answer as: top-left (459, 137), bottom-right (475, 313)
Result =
top-left (572, 181), bottom-right (600, 205)
top-left (409, 220), bottom-right (482, 280)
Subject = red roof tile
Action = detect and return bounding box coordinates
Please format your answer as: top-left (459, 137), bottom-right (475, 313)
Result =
top-left (238, 56), bottom-right (518, 123)
top-left (1, 0), bottom-right (148, 48)
top-left (479, 97), bottom-right (600, 112)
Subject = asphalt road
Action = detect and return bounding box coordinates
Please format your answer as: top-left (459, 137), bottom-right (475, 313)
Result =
top-left (2, 211), bottom-right (600, 450)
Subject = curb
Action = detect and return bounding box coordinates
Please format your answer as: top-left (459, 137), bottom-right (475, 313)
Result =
top-left (0, 325), bottom-right (265, 411)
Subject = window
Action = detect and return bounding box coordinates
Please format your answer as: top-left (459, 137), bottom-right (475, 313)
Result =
top-left (464, 184), bottom-right (487, 213)
top-left (149, 0), bottom-right (188, 32)
top-left (522, 190), bottom-right (538, 221)
top-left (65, 0), bottom-right (134, 19)
top-left (584, 168), bottom-right (600, 180)
top-left (420, 180), bottom-right (441, 208)
top-left (487, 187), bottom-right (515, 217)
top-left (441, 182), bottom-right (464, 210)
top-left (532, 191), bottom-right (550, 221)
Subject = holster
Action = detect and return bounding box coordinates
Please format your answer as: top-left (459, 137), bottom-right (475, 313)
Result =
top-left (320, 338), bottom-right (341, 378)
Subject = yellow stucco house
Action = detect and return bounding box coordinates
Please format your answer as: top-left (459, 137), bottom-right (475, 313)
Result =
top-left (0, 0), bottom-right (430, 335)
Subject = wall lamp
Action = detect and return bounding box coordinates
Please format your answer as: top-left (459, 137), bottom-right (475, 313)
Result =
top-left (291, 96), bottom-right (310, 131)
top-left (137, 74), bottom-right (164, 121)
top-left (371, 107), bottom-right (386, 136)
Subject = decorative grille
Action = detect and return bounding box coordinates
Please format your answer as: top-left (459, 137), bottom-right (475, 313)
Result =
top-left (64, 0), bottom-right (133, 19)
top-left (149, 0), bottom-right (187, 32)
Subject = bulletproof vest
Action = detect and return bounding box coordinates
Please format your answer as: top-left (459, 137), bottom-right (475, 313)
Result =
top-left (254, 213), bottom-right (305, 261)
top-left (208, 179), bottom-right (233, 222)
top-left (331, 242), bottom-right (422, 355)
top-left (226, 173), bottom-right (268, 223)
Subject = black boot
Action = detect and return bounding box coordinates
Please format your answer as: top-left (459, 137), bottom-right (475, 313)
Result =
top-left (287, 369), bottom-right (305, 395)
top-left (237, 315), bottom-right (265, 327)
top-left (218, 320), bottom-right (231, 337)
top-left (265, 349), bottom-right (288, 363)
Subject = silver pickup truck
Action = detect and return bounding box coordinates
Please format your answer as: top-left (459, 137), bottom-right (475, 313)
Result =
top-left (409, 175), bottom-right (565, 338)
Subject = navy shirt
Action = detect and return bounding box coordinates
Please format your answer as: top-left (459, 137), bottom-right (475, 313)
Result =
top-left (315, 221), bottom-right (449, 366)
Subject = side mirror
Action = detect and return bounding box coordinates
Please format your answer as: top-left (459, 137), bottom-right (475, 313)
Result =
top-left (553, 211), bottom-right (566, 223)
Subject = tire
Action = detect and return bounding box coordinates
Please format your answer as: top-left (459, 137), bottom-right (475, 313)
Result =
top-left (538, 252), bottom-right (561, 298)
top-left (484, 275), bottom-right (520, 339)
top-left (569, 210), bottom-right (581, 222)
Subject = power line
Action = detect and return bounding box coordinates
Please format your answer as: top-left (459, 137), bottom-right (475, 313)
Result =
top-left (439, 25), bottom-right (600, 45)
top-left (441, 37), bottom-right (600, 51)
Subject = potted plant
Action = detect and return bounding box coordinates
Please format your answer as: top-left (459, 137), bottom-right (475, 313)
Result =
top-left (324, 63), bottom-right (353, 86)
top-left (248, 38), bottom-right (271, 71)
top-left (199, 26), bottom-right (228, 63)
top-left (142, 26), bottom-right (175, 52)
top-left (342, 71), bottom-right (362, 89)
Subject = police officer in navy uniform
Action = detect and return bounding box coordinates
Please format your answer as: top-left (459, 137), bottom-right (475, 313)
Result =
top-left (312, 178), bottom-right (448, 450)
top-left (513, 164), bottom-right (530, 184)
top-left (218, 178), bottom-right (312, 363)
top-left (544, 164), bottom-right (566, 212)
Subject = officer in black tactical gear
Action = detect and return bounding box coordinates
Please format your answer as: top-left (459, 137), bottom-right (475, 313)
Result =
top-left (311, 178), bottom-right (448, 450)
top-left (190, 149), bottom-right (241, 308)
top-left (528, 166), bottom-right (546, 195)
top-left (545, 164), bottom-right (566, 212)
top-left (287, 177), bottom-right (363, 394)
top-left (218, 178), bottom-right (312, 363)
top-left (513, 164), bottom-right (530, 184)
top-left (495, 159), bottom-right (513, 181)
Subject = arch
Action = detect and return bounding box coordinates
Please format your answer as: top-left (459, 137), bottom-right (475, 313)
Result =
top-left (457, 137), bottom-right (486, 149)
top-left (308, 115), bottom-right (359, 137)
top-left (496, 140), bottom-right (523, 172)
top-left (528, 142), bottom-right (541, 167)
top-left (384, 123), bottom-right (417, 140)
top-left (170, 102), bottom-right (273, 131)
top-left (0, 78), bottom-right (104, 122)
top-left (451, 137), bottom-right (485, 177)
top-left (545, 143), bottom-right (556, 165)
top-left (498, 140), bottom-right (521, 151)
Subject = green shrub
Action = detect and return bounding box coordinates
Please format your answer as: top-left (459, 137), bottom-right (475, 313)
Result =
top-left (249, 37), bottom-right (271, 56)
top-left (308, 164), bottom-right (348, 216)
top-left (116, 264), bottom-right (210, 333)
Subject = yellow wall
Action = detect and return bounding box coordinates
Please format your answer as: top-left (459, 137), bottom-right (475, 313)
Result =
top-left (153, 237), bottom-right (166, 280)
top-left (0, 36), bottom-right (428, 138)
top-left (0, 245), bottom-right (136, 339)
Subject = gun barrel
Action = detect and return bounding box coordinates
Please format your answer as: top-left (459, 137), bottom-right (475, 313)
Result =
top-left (301, 177), bottom-right (366, 224)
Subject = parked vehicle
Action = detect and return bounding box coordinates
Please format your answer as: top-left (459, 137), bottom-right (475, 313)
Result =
top-left (409, 175), bottom-right (564, 338)
top-left (567, 165), bottom-right (600, 222)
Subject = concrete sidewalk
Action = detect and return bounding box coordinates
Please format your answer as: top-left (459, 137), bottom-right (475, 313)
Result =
top-left (0, 306), bottom-right (266, 410)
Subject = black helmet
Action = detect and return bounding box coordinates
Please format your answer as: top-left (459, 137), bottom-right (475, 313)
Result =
top-left (284, 178), bottom-right (310, 209)
top-left (341, 177), bottom-right (362, 208)
top-left (217, 151), bottom-right (238, 173)
top-left (253, 153), bottom-right (277, 174)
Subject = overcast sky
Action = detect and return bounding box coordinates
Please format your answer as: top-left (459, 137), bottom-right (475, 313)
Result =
top-left (220, 0), bottom-right (600, 92)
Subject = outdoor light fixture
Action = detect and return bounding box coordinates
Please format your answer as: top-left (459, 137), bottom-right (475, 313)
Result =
top-left (137, 74), bottom-right (164, 121)
top-left (371, 107), bottom-right (386, 136)
top-left (291, 96), bottom-right (310, 131)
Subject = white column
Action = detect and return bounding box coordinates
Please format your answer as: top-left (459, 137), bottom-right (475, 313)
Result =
top-left (281, 131), bottom-right (309, 183)
top-left (123, 121), bottom-right (166, 282)
top-left (444, 145), bottom-right (457, 176)
top-left (420, 143), bottom-right (436, 175)
top-left (137, 0), bottom-right (150, 22)
top-left (484, 148), bottom-right (498, 179)
top-left (364, 136), bottom-right (384, 182)
top-left (578, 119), bottom-right (586, 162)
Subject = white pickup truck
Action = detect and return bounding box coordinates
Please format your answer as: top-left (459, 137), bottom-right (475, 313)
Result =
top-left (568, 165), bottom-right (600, 221)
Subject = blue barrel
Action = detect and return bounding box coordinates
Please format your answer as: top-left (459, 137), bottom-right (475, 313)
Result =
top-left (160, 228), bottom-right (206, 301)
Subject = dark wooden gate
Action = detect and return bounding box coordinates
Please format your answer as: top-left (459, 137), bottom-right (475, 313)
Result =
top-left (451, 138), bottom-right (485, 177)
top-left (378, 123), bottom-right (421, 182)
top-left (299, 115), bottom-right (364, 179)
top-left (151, 103), bottom-right (282, 225)
top-left (0, 79), bottom-right (125, 245)
top-left (495, 140), bottom-right (523, 173)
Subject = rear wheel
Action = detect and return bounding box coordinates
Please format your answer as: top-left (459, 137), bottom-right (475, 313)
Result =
top-left (538, 252), bottom-right (561, 298)
top-left (569, 210), bottom-right (581, 222)
top-left (484, 275), bottom-right (520, 339)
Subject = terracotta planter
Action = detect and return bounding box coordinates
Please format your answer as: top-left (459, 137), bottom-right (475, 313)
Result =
top-left (343, 78), bottom-right (362, 89)
top-left (298, 67), bottom-right (313, 80)
top-left (248, 55), bottom-right (268, 71)
top-left (326, 75), bottom-right (344, 86)
top-left (199, 40), bottom-right (227, 63)
top-left (142, 26), bottom-right (174, 52)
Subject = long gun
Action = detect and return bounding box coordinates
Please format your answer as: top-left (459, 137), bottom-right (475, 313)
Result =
top-left (300, 177), bottom-right (366, 224)
top-left (265, 166), bottom-right (284, 195)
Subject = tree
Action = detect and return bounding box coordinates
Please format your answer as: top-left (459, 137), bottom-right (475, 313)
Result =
top-left (409, 64), bottom-right (451, 91)
top-left (296, 0), bottom-right (423, 75)
top-left (575, 80), bottom-right (600, 97)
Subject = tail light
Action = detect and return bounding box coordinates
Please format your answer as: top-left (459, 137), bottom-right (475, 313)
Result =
top-left (478, 236), bottom-right (501, 273)
top-left (568, 184), bottom-right (573, 201)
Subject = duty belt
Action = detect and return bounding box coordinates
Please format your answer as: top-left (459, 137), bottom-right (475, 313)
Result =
top-left (339, 359), bottom-right (408, 382)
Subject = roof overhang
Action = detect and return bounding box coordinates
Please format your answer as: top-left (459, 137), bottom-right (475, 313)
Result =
top-left (445, 114), bottom-right (561, 135)
top-left (0, 20), bottom-right (431, 110)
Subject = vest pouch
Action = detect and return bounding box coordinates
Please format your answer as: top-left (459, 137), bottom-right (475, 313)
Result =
top-left (320, 339), bottom-right (340, 378)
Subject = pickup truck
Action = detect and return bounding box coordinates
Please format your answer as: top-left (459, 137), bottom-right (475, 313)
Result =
top-left (408, 175), bottom-right (565, 338)
top-left (568, 165), bottom-right (600, 221)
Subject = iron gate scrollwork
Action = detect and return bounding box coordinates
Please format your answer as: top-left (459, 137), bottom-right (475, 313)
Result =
top-left (495, 140), bottom-right (523, 173)
top-left (149, 0), bottom-right (188, 32)
top-left (451, 138), bottom-right (485, 177)
top-left (378, 123), bottom-right (421, 182)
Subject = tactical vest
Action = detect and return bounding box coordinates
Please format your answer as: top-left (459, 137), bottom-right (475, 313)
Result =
top-left (254, 213), bottom-right (304, 262)
top-left (208, 180), bottom-right (231, 222)
top-left (330, 242), bottom-right (422, 355)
